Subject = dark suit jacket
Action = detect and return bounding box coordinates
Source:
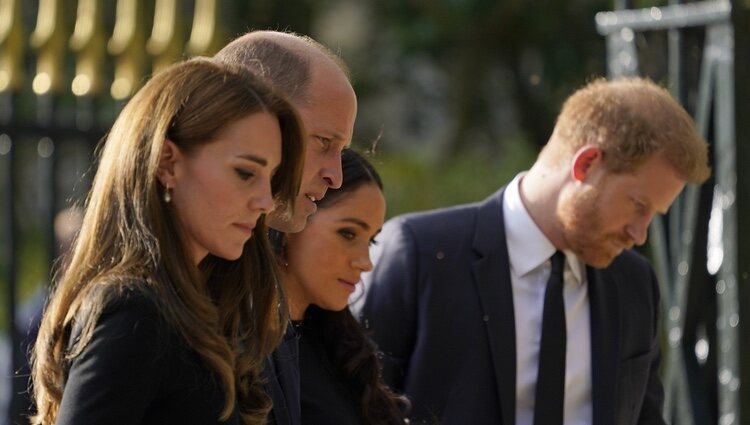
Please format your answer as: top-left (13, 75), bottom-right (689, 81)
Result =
top-left (361, 188), bottom-right (665, 425)
top-left (264, 325), bottom-right (301, 425)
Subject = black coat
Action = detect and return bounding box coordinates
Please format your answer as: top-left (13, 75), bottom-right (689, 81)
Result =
top-left (58, 289), bottom-right (240, 425)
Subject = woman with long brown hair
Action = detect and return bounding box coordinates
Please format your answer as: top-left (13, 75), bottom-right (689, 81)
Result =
top-left (30, 57), bottom-right (304, 425)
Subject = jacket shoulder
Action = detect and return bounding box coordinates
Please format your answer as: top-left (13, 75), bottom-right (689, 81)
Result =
top-left (608, 249), bottom-right (656, 280)
top-left (389, 189), bottom-right (502, 236)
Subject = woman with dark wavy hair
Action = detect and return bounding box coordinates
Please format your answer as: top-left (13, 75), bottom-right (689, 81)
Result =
top-left (279, 149), bottom-right (408, 424)
top-left (30, 57), bottom-right (304, 425)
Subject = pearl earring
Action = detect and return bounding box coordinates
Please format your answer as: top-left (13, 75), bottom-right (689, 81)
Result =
top-left (164, 185), bottom-right (172, 203)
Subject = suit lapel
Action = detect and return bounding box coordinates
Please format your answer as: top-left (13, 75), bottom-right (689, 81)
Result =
top-left (469, 187), bottom-right (623, 425)
top-left (263, 355), bottom-right (291, 425)
top-left (588, 266), bottom-right (620, 425)
top-left (263, 326), bottom-right (301, 425)
top-left (471, 188), bottom-right (516, 425)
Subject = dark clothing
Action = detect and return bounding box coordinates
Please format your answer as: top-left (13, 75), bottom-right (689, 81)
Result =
top-left (58, 290), bottom-right (239, 425)
top-left (264, 316), bottom-right (363, 425)
top-left (264, 228), bottom-right (303, 425)
top-left (361, 188), bottom-right (666, 425)
top-left (264, 325), bottom-right (302, 425)
top-left (299, 316), bottom-right (362, 425)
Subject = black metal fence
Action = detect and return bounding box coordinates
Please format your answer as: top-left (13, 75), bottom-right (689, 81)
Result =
top-left (597, 0), bottom-right (749, 424)
top-left (0, 2), bottom-right (230, 424)
top-left (1, 0), bottom-right (747, 425)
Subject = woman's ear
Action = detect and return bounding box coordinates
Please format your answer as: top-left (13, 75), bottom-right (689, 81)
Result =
top-left (156, 139), bottom-right (181, 187)
top-left (571, 145), bottom-right (602, 182)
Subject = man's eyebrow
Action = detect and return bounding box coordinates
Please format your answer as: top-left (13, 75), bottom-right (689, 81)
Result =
top-left (314, 127), bottom-right (347, 142)
top-left (633, 195), bottom-right (668, 215)
top-left (330, 131), bottom-right (346, 141)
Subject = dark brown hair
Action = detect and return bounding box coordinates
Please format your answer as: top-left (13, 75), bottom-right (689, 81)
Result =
top-left (297, 149), bottom-right (408, 424)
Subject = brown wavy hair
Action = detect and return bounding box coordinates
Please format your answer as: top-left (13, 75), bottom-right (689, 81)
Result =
top-left (30, 57), bottom-right (304, 425)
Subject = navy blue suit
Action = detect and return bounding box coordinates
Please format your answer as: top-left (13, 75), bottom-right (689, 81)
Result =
top-left (361, 188), bottom-right (665, 425)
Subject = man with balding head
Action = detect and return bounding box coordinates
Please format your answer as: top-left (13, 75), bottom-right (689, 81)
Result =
top-left (215, 31), bottom-right (357, 425)
top-left (216, 30), bottom-right (357, 233)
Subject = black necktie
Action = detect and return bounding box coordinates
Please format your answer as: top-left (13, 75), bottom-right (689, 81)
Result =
top-left (534, 250), bottom-right (566, 425)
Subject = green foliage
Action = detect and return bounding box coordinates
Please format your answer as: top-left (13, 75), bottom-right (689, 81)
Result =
top-left (362, 0), bottom-right (610, 158)
top-left (366, 138), bottom-right (538, 219)
top-left (0, 229), bottom-right (49, 332)
top-left (634, 0), bottom-right (666, 7)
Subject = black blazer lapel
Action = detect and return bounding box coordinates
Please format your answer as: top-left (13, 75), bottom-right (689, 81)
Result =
top-left (263, 355), bottom-right (291, 425)
top-left (588, 266), bottom-right (620, 425)
top-left (471, 188), bottom-right (516, 425)
top-left (264, 326), bottom-right (301, 425)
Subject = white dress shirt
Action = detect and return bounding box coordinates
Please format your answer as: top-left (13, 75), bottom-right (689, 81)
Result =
top-left (503, 173), bottom-right (592, 425)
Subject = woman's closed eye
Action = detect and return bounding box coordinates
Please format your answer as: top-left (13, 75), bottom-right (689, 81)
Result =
top-left (234, 168), bottom-right (255, 181)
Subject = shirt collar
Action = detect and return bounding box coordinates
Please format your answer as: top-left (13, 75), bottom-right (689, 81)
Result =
top-left (503, 173), bottom-right (585, 285)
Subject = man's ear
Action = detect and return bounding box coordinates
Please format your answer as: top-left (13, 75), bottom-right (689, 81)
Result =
top-left (156, 139), bottom-right (181, 187)
top-left (571, 145), bottom-right (602, 182)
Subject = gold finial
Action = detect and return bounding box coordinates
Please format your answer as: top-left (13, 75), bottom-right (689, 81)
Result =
top-left (186, 0), bottom-right (224, 56)
top-left (70, 0), bottom-right (105, 96)
top-left (108, 0), bottom-right (146, 100)
top-left (0, 0), bottom-right (23, 92)
top-left (147, 0), bottom-right (183, 73)
top-left (30, 0), bottom-right (67, 95)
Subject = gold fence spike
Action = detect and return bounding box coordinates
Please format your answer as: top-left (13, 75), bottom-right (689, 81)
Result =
top-left (30, 0), bottom-right (68, 95)
top-left (147, 0), bottom-right (183, 73)
top-left (0, 0), bottom-right (23, 92)
top-left (108, 0), bottom-right (147, 100)
top-left (70, 0), bottom-right (105, 96)
top-left (186, 0), bottom-right (225, 56)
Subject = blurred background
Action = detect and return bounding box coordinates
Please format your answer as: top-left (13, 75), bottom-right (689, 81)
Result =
top-left (1, 0), bottom-right (748, 424)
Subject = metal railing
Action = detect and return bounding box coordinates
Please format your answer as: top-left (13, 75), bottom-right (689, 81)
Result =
top-left (0, 2), bottom-right (227, 423)
top-left (597, 1), bottom-right (749, 423)
top-left (4, 1), bottom-right (746, 424)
